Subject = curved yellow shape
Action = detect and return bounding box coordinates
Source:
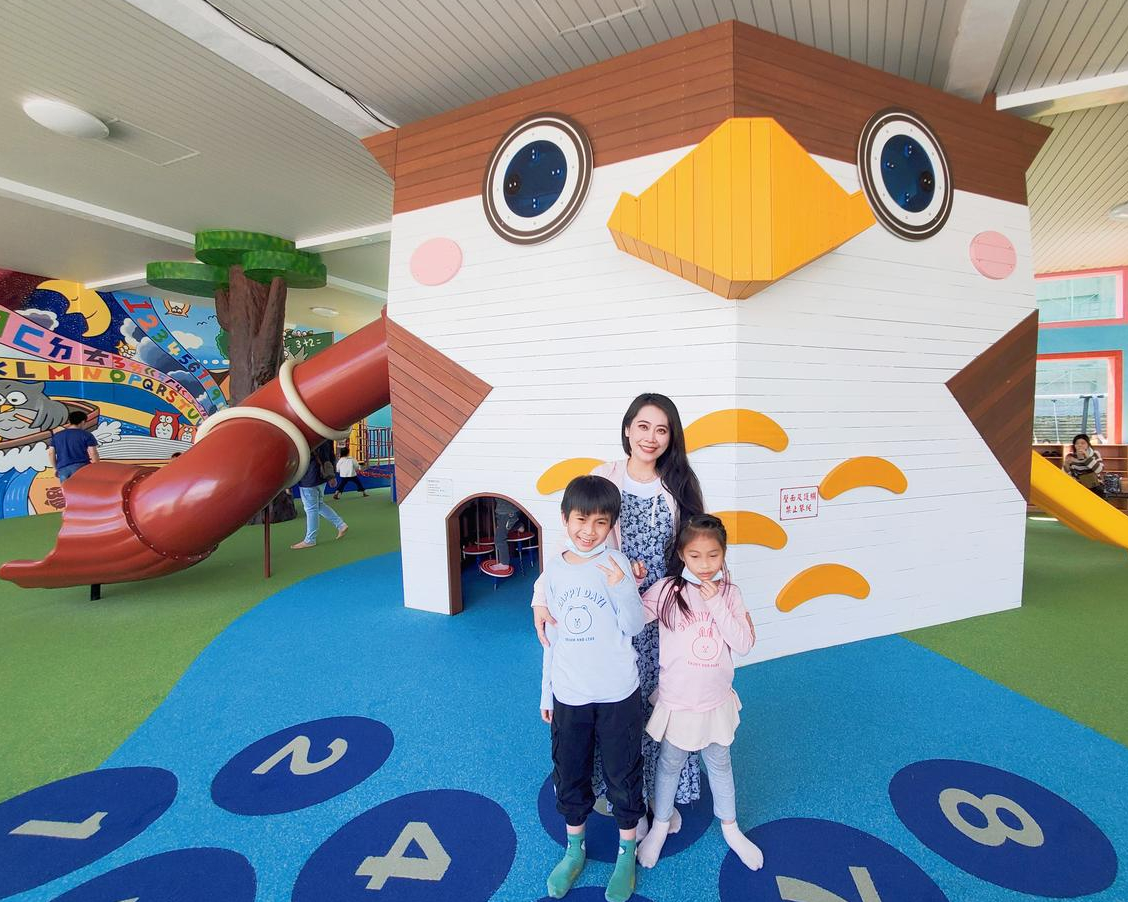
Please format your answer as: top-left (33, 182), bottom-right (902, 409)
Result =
top-left (536, 458), bottom-right (606, 495)
top-left (712, 510), bottom-right (787, 549)
top-left (820, 457), bottom-right (908, 500)
top-left (684, 409), bottom-right (788, 453)
top-left (38, 279), bottom-right (113, 338)
top-left (776, 564), bottom-right (870, 612)
top-left (1030, 451), bottom-right (1128, 549)
top-left (607, 118), bottom-right (874, 300)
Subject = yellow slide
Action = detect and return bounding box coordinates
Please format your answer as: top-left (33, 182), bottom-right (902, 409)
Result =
top-left (1030, 451), bottom-right (1128, 549)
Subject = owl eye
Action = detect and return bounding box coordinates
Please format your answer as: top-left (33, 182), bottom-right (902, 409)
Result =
top-left (857, 108), bottom-right (952, 240)
top-left (7, 391), bottom-right (27, 406)
top-left (483, 113), bottom-right (593, 245)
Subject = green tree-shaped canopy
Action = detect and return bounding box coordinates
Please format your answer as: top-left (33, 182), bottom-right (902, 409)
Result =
top-left (146, 230), bottom-right (326, 296)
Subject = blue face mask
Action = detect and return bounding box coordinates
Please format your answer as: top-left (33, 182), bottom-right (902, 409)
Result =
top-left (566, 537), bottom-right (608, 559)
top-left (682, 566), bottom-right (723, 586)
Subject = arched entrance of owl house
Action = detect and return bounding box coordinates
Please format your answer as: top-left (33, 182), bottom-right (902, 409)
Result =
top-left (445, 493), bottom-right (543, 615)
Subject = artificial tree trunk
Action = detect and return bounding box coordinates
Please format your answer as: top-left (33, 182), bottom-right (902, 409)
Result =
top-left (148, 232), bottom-right (328, 527)
top-left (215, 266), bottom-right (295, 524)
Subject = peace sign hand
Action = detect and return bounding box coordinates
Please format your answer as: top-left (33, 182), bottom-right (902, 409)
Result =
top-left (596, 557), bottom-right (626, 587)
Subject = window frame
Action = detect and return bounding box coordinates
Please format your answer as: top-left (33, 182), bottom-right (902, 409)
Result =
top-left (1035, 350), bottom-right (1123, 443)
top-left (1036, 267), bottom-right (1127, 329)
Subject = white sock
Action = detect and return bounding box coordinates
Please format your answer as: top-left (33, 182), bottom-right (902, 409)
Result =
top-left (635, 814), bottom-right (649, 843)
top-left (722, 821), bottom-right (764, 870)
top-left (668, 806), bottom-right (682, 835)
top-left (636, 818), bottom-right (670, 868)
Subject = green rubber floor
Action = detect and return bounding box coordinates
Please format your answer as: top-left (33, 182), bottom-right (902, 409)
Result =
top-left (0, 490), bottom-right (400, 803)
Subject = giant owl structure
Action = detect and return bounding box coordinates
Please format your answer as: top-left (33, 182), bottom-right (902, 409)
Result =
top-left (364, 21), bottom-right (1049, 661)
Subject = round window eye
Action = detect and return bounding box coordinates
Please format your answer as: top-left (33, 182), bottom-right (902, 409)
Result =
top-left (483, 114), bottom-right (593, 245)
top-left (857, 109), bottom-right (952, 240)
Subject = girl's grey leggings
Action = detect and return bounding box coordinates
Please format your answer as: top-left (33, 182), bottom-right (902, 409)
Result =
top-left (652, 738), bottom-right (736, 822)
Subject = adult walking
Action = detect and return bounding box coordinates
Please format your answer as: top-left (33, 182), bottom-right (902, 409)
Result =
top-left (534, 392), bottom-right (706, 837)
top-left (292, 441), bottom-right (348, 549)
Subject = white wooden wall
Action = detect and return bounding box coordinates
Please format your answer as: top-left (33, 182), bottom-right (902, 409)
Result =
top-left (386, 142), bottom-right (1034, 664)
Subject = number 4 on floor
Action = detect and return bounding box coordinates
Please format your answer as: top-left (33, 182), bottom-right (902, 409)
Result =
top-left (355, 822), bottom-right (452, 891)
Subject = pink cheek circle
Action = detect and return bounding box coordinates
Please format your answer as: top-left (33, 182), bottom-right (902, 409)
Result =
top-left (409, 238), bottom-right (463, 286)
top-left (969, 231), bottom-right (1017, 280)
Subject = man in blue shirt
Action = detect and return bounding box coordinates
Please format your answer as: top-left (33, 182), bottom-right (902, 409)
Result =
top-left (48, 412), bottom-right (99, 485)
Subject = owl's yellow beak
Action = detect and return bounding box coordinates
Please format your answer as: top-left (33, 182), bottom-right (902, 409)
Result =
top-left (608, 118), bottom-right (874, 299)
top-left (0, 404), bottom-right (13, 414)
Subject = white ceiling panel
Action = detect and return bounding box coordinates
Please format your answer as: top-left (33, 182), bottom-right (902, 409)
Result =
top-left (0, 0), bottom-right (391, 238)
top-left (1028, 102), bottom-right (1128, 273)
top-left (994, 0), bottom-right (1128, 95)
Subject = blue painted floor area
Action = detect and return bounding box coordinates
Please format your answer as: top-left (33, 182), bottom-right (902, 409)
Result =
top-left (8, 551), bottom-right (1127, 901)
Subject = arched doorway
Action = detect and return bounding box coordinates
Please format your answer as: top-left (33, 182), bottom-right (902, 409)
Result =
top-left (445, 493), bottom-right (542, 614)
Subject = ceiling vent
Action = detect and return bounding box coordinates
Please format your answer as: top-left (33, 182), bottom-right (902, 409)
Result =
top-left (101, 118), bottom-right (199, 166)
top-left (535, 0), bottom-right (648, 36)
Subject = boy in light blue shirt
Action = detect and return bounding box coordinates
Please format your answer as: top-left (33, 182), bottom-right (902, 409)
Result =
top-left (539, 475), bottom-right (646, 902)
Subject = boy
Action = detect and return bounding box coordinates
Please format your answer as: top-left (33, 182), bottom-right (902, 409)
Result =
top-left (539, 475), bottom-right (646, 902)
top-left (333, 449), bottom-right (368, 498)
top-left (48, 411), bottom-right (99, 486)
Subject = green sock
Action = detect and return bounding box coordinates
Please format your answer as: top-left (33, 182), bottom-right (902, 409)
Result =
top-left (605, 839), bottom-right (637, 902)
top-left (547, 833), bottom-right (586, 899)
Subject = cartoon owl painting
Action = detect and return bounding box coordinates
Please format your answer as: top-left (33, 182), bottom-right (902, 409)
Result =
top-left (0, 380), bottom-right (69, 440)
top-left (149, 413), bottom-right (176, 440)
top-left (364, 21), bottom-right (1048, 658)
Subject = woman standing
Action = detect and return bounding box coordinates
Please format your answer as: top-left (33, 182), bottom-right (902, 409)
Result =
top-left (535, 393), bottom-right (705, 836)
top-left (291, 441), bottom-right (349, 548)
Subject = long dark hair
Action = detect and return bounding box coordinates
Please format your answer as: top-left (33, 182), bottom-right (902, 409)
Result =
top-left (620, 392), bottom-right (704, 522)
top-left (658, 514), bottom-right (730, 629)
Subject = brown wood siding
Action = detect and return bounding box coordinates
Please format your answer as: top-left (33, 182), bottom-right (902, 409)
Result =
top-left (731, 25), bottom-right (1046, 205)
top-left (947, 312), bottom-right (1039, 500)
top-left (386, 318), bottom-right (492, 501)
top-left (363, 20), bottom-right (1048, 215)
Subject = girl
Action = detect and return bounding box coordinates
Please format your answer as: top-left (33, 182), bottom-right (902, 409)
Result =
top-left (1063, 433), bottom-right (1105, 497)
top-left (534, 393), bottom-right (706, 839)
top-left (635, 514), bottom-right (764, 871)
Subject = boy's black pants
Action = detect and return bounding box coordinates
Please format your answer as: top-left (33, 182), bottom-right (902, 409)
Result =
top-left (551, 688), bottom-right (644, 830)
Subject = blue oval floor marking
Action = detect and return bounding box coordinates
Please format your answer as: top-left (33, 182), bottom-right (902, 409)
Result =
top-left (0, 768), bottom-right (176, 899)
top-left (49, 848), bottom-right (255, 901)
top-left (294, 789), bottom-right (515, 902)
top-left (718, 817), bottom-right (949, 902)
top-left (211, 716), bottom-right (393, 815)
top-left (890, 759), bottom-right (1117, 896)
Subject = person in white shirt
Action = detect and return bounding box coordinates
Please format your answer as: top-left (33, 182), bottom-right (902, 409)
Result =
top-left (333, 452), bottom-right (368, 499)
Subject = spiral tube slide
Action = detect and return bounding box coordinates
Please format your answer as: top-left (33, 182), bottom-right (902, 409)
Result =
top-left (1, 316), bottom-right (390, 589)
top-left (1030, 451), bottom-right (1128, 550)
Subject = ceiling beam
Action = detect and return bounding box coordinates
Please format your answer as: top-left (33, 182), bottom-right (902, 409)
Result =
top-left (0, 177), bottom-right (195, 246)
top-left (120, 0), bottom-right (395, 137)
top-left (297, 223), bottom-right (392, 254)
top-left (326, 275), bottom-right (388, 302)
top-left (997, 69), bottom-right (1128, 118)
top-left (85, 271), bottom-right (149, 291)
top-left (943, 0), bottom-right (1023, 102)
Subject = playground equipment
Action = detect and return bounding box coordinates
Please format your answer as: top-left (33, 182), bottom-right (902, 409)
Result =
top-left (1029, 451), bottom-right (1128, 550)
top-left (0, 316), bottom-right (390, 589)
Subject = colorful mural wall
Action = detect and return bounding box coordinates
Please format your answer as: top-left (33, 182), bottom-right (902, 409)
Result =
top-left (0, 269), bottom-right (231, 519)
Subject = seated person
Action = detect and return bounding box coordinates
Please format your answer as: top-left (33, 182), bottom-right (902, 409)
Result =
top-left (1063, 433), bottom-right (1105, 497)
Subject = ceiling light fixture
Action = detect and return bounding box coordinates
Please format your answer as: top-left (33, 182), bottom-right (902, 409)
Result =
top-left (1110, 202), bottom-right (1128, 221)
top-left (22, 98), bottom-right (109, 139)
top-left (309, 306), bottom-right (339, 317)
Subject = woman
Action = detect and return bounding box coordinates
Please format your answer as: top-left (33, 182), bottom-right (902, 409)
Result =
top-left (534, 393), bottom-right (705, 837)
top-left (1063, 433), bottom-right (1106, 498)
top-left (292, 441), bottom-right (349, 548)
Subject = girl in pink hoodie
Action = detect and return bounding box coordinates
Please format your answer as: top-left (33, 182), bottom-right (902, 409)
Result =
top-left (635, 515), bottom-right (764, 872)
